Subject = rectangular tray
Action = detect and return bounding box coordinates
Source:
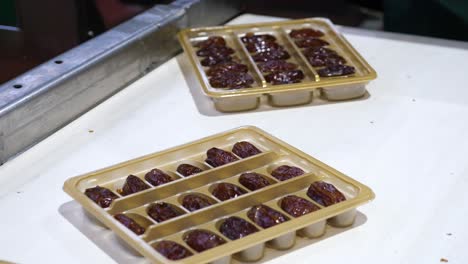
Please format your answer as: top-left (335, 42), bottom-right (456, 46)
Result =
top-left (63, 126), bottom-right (375, 263)
top-left (178, 18), bottom-right (377, 112)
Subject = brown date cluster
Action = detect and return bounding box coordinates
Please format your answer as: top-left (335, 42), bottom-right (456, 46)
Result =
top-left (289, 28), bottom-right (355, 77)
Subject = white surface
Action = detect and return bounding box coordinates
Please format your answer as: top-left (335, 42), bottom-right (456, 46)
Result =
top-left (1, 14), bottom-right (468, 264)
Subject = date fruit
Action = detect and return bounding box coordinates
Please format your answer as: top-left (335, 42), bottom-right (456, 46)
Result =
top-left (219, 216), bottom-right (259, 240)
top-left (241, 33), bottom-right (276, 44)
top-left (307, 181), bottom-right (346, 206)
top-left (184, 229), bottom-right (226, 252)
top-left (84, 186), bottom-right (118, 208)
top-left (247, 204), bottom-right (289, 228)
top-left (280, 195), bottom-right (320, 217)
top-left (182, 194), bottom-right (214, 212)
top-left (245, 41), bottom-right (282, 53)
top-left (147, 202), bottom-right (183, 222)
top-left (145, 169), bottom-right (173, 186)
top-left (194, 36), bottom-right (226, 49)
top-left (307, 53), bottom-right (346, 67)
top-left (239, 172), bottom-right (271, 191)
top-left (295, 37), bottom-right (329, 48)
top-left (177, 164), bottom-right (203, 177)
top-left (270, 165), bottom-right (305, 181)
top-left (265, 70), bottom-right (304, 85)
top-left (201, 54), bottom-right (232, 67)
top-left (196, 46), bottom-right (234, 57)
top-left (209, 71), bottom-right (254, 89)
top-left (252, 49), bottom-right (290, 62)
top-left (257, 60), bottom-right (298, 73)
top-left (318, 65), bottom-right (356, 77)
top-left (114, 214), bottom-right (146, 235)
top-left (119, 175), bottom-right (150, 196)
top-left (206, 62), bottom-right (248, 77)
top-left (205, 147), bottom-right (239, 167)
top-left (289, 28), bottom-right (324, 38)
top-left (153, 240), bottom-right (193, 260)
top-left (232, 141), bottom-right (262, 158)
top-left (211, 182), bottom-right (246, 201)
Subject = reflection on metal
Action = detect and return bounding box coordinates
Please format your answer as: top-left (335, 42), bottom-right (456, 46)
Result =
top-left (0, 0), bottom-right (243, 164)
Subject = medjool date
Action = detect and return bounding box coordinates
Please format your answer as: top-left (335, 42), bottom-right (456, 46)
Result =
top-left (307, 181), bottom-right (346, 206)
top-left (200, 54), bottom-right (232, 67)
top-left (239, 172), bottom-right (271, 191)
top-left (196, 46), bottom-right (234, 57)
top-left (295, 38), bottom-right (329, 48)
top-left (302, 47), bottom-right (337, 57)
top-left (205, 147), bottom-right (239, 167)
top-left (119, 175), bottom-right (150, 196)
top-left (153, 240), bottom-right (193, 260)
top-left (84, 186), bottom-right (118, 208)
top-left (280, 195), bottom-right (319, 217)
top-left (144, 169), bottom-right (173, 186)
top-left (206, 62), bottom-right (248, 77)
top-left (232, 141), bottom-right (262, 158)
top-left (241, 33), bottom-right (276, 44)
top-left (114, 214), bottom-right (146, 235)
top-left (194, 36), bottom-right (226, 49)
top-left (307, 53), bottom-right (346, 67)
top-left (219, 216), bottom-right (259, 240)
top-left (211, 182), bottom-right (246, 201)
top-left (182, 194), bottom-right (213, 212)
top-left (257, 60), bottom-right (298, 73)
top-left (184, 230), bottom-right (226, 252)
top-left (209, 71), bottom-right (254, 89)
top-left (252, 49), bottom-right (290, 62)
top-left (318, 65), bottom-right (355, 77)
top-left (289, 28), bottom-right (324, 38)
top-left (177, 164), bottom-right (203, 177)
top-left (147, 202), bottom-right (183, 222)
top-left (265, 70), bottom-right (304, 85)
top-left (245, 41), bottom-right (282, 53)
top-left (247, 204), bottom-right (288, 228)
top-left (270, 165), bottom-right (305, 181)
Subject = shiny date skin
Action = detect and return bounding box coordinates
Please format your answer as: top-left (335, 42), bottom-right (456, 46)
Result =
top-left (257, 60), bottom-right (298, 73)
top-left (307, 53), bottom-right (346, 67)
top-left (211, 182), bottom-right (246, 201)
top-left (196, 46), bottom-right (234, 57)
top-left (119, 175), bottom-right (150, 196)
top-left (209, 71), bottom-right (254, 89)
top-left (200, 54), bottom-right (233, 67)
top-left (184, 229), bottom-right (226, 252)
top-left (206, 62), bottom-right (248, 77)
top-left (84, 186), bottom-right (118, 208)
top-left (245, 41), bottom-right (282, 53)
top-left (153, 240), bottom-right (193, 260)
top-left (194, 36), bottom-right (226, 49)
top-left (144, 169), bottom-right (173, 186)
top-left (147, 202), bottom-right (183, 222)
top-left (232, 141), bottom-right (262, 158)
top-left (265, 70), bottom-right (304, 85)
top-left (295, 37), bottom-right (329, 48)
top-left (270, 165), bottom-right (305, 181)
top-left (318, 65), bottom-right (356, 77)
top-left (182, 194), bottom-right (214, 212)
top-left (219, 216), bottom-right (259, 240)
top-left (307, 181), bottom-right (346, 206)
top-left (177, 164), bottom-right (203, 177)
top-left (241, 32), bottom-right (276, 44)
top-left (252, 49), bottom-right (290, 62)
top-left (280, 195), bottom-right (320, 217)
top-left (302, 47), bottom-right (337, 57)
top-left (247, 204), bottom-right (289, 228)
top-left (205, 147), bottom-right (239, 167)
top-left (239, 172), bottom-right (271, 191)
top-left (114, 214), bottom-right (146, 235)
top-left (289, 28), bottom-right (324, 38)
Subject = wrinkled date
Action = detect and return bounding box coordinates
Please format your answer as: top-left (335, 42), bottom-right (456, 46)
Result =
top-left (182, 194), bottom-right (214, 212)
top-left (318, 65), bottom-right (356, 77)
top-left (307, 181), bottom-right (346, 206)
top-left (144, 169), bottom-right (173, 186)
top-left (270, 165), bottom-right (305, 181)
top-left (289, 28), bottom-right (324, 38)
top-left (201, 54), bottom-right (233, 67)
top-left (84, 186), bottom-right (118, 208)
top-left (257, 60), bottom-right (298, 73)
top-left (209, 71), bottom-right (254, 89)
top-left (295, 37), bottom-right (329, 48)
top-left (206, 62), bottom-right (248, 77)
top-left (302, 47), bottom-right (337, 57)
top-left (211, 182), bottom-right (246, 201)
top-left (245, 41), bottom-right (281, 53)
top-left (247, 204), bottom-right (289, 228)
top-left (265, 70), bottom-right (304, 85)
top-left (280, 195), bottom-right (320, 217)
top-left (307, 53), bottom-right (346, 67)
top-left (241, 33), bottom-right (276, 44)
top-left (119, 175), bottom-right (150, 196)
top-left (184, 230), bottom-right (226, 252)
top-left (219, 216), bottom-right (259, 240)
top-left (252, 49), bottom-right (290, 62)
top-left (194, 36), bottom-right (226, 49)
top-left (196, 46), bottom-right (234, 57)
top-left (177, 164), bottom-right (203, 177)
top-left (147, 202), bottom-right (183, 222)
top-left (114, 214), bottom-right (146, 235)
top-left (232, 141), bottom-right (262, 158)
top-left (239, 172), bottom-right (271, 191)
top-left (205, 147), bottom-right (239, 167)
top-left (153, 240), bottom-right (193, 260)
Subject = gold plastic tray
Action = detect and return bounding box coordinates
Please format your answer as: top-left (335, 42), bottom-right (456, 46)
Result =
top-left (178, 18), bottom-right (377, 112)
top-left (63, 126), bottom-right (375, 263)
